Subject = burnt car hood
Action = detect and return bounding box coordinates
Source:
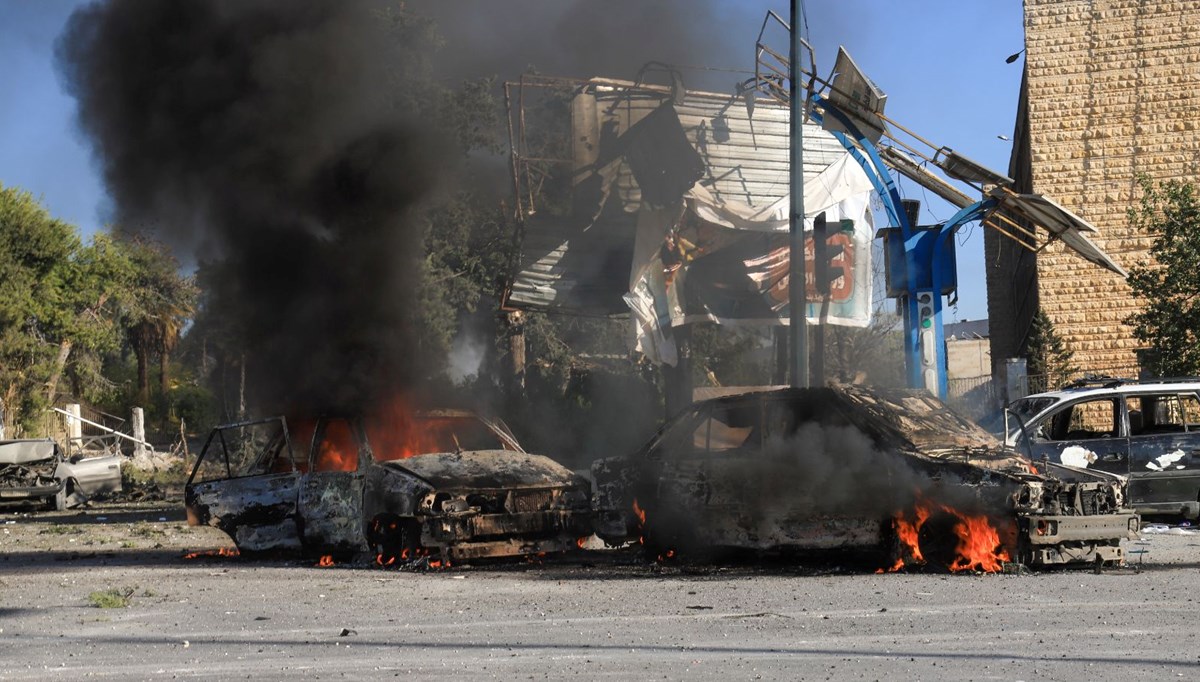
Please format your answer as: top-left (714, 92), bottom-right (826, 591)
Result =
top-left (379, 450), bottom-right (580, 491)
top-left (0, 440), bottom-right (57, 465)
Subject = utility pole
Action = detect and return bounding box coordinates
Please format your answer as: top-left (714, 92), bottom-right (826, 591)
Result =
top-left (788, 0), bottom-right (808, 388)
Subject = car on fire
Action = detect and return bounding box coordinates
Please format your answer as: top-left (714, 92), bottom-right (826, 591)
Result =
top-left (0, 438), bottom-right (123, 510)
top-left (184, 411), bottom-right (592, 563)
top-left (592, 385), bottom-right (1140, 570)
top-left (1006, 377), bottom-right (1200, 520)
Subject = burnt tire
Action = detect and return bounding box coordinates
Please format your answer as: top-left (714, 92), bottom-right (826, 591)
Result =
top-left (368, 513), bottom-right (422, 566)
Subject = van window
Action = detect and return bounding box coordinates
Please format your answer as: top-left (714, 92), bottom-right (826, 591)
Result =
top-left (1126, 393), bottom-right (1200, 436)
top-left (1040, 398), bottom-right (1120, 441)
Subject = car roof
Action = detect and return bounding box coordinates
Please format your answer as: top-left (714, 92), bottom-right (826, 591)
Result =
top-left (1019, 379), bottom-right (1200, 402)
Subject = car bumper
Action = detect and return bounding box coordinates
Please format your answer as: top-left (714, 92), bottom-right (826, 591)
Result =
top-left (0, 482), bottom-right (63, 503)
top-left (1020, 512), bottom-right (1140, 565)
top-left (423, 509), bottom-right (592, 559)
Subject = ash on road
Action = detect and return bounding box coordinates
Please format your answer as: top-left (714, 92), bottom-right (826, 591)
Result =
top-left (1, 502), bottom-right (1198, 680)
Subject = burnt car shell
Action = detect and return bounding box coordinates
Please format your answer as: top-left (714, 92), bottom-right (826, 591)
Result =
top-left (592, 385), bottom-right (1139, 567)
top-left (185, 413), bottom-right (591, 562)
top-left (0, 439), bottom-right (122, 510)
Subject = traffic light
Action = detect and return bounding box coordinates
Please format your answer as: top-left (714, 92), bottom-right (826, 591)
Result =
top-left (812, 212), bottom-right (845, 295)
top-left (916, 291), bottom-right (937, 391)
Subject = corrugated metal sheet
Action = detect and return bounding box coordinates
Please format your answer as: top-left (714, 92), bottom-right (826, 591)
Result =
top-left (509, 82), bottom-right (849, 314)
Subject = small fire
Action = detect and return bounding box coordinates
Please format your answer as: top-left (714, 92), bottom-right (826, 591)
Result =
top-left (632, 498), bottom-right (646, 526)
top-left (576, 536), bottom-right (588, 549)
top-left (948, 513), bottom-right (1010, 573)
top-left (182, 546), bottom-right (240, 560)
top-left (884, 497), bottom-right (1010, 574)
top-left (317, 555), bottom-right (335, 567)
top-left (885, 504), bottom-right (932, 572)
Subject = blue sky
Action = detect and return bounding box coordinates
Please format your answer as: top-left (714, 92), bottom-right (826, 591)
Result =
top-left (0, 0), bottom-right (1024, 322)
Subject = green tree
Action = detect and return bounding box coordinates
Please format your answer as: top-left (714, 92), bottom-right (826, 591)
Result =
top-left (0, 186), bottom-right (139, 434)
top-left (1024, 308), bottom-right (1077, 389)
top-left (116, 237), bottom-right (197, 407)
top-left (1125, 176), bottom-right (1200, 377)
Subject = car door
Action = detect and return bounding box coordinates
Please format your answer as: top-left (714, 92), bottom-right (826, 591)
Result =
top-left (297, 416), bottom-right (368, 554)
top-left (1024, 396), bottom-right (1130, 476)
top-left (185, 418), bottom-right (303, 552)
top-left (1124, 392), bottom-right (1200, 513)
top-left (653, 397), bottom-right (765, 550)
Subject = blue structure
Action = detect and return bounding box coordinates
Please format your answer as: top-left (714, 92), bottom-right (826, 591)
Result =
top-left (809, 94), bottom-right (997, 399)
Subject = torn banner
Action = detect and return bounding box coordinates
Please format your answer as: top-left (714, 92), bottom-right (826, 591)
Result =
top-left (504, 81), bottom-right (877, 366)
top-left (626, 150), bottom-right (875, 366)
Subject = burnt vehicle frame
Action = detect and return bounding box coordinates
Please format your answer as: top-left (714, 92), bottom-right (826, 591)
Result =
top-left (0, 438), bottom-right (123, 510)
top-left (184, 412), bottom-right (592, 563)
top-left (593, 385), bottom-right (1139, 569)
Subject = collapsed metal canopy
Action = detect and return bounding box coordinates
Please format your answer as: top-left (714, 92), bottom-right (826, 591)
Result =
top-left (504, 77), bottom-right (851, 315)
top-left (986, 189), bottom-right (1128, 277)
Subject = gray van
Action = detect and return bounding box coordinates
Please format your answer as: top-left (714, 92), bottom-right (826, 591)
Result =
top-left (1007, 377), bottom-right (1200, 518)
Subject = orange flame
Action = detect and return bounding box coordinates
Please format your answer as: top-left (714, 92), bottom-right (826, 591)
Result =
top-left (886, 504), bottom-right (932, 571)
top-left (576, 536), bottom-right (588, 549)
top-left (884, 497), bottom-right (1010, 574)
top-left (632, 498), bottom-right (646, 526)
top-left (317, 555), bottom-right (335, 567)
top-left (947, 513), bottom-right (1010, 573)
top-left (182, 546), bottom-right (240, 560)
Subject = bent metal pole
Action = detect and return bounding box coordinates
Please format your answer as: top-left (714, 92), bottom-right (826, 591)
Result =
top-left (788, 0), bottom-right (808, 388)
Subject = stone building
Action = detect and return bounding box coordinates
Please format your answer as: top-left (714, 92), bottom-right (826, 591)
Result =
top-left (986, 0), bottom-right (1200, 377)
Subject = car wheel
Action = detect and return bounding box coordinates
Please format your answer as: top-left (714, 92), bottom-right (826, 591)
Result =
top-left (368, 513), bottom-right (422, 566)
top-left (53, 479), bottom-right (78, 511)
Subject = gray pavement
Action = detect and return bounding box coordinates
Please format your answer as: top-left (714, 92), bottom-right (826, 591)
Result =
top-left (2, 505), bottom-right (1199, 680)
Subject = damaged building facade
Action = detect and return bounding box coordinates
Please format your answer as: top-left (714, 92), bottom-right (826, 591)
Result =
top-left (987, 0), bottom-right (1200, 377)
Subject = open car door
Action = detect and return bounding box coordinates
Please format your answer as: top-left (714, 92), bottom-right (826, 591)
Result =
top-left (185, 418), bottom-right (303, 552)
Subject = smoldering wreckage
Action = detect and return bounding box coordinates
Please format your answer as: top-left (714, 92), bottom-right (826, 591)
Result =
top-left (182, 384), bottom-right (1139, 573)
top-left (45, 2), bottom-right (1142, 576)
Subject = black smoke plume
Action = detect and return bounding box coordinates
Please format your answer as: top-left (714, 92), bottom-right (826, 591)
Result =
top-left (56, 0), bottom-right (750, 415)
top-left (57, 0), bottom-right (439, 413)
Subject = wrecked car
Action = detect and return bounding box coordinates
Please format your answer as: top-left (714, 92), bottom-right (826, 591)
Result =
top-left (185, 411), bottom-right (592, 564)
top-left (1007, 377), bottom-right (1200, 519)
top-left (593, 385), bottom-right (1139, 570)
top-left (0, 438), bottom-right (123, 510)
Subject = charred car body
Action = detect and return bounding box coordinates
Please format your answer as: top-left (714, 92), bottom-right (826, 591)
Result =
top-left (593, 385), bottom-right (1139, 569)
top-left (185, 411), bottom-right (591, 563)
top-left (0, 438), bottom-right (123, 510)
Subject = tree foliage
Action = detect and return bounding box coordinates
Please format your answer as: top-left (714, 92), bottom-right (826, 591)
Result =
top-left (1125, 176), bottom-right (1200, 377)
top-left (0, 184), bottom-right (198, 436)
top-left (1024, 308), bottom-right (1076, 388)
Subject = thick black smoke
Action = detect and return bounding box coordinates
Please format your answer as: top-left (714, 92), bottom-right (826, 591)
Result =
top-left (55, 0), bottom-right (750, 414)
top-left (56, 0), bottom-right (439, 413)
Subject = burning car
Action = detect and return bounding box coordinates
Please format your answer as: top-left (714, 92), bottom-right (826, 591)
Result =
top-left (0, 438), bottom-right (123, 510)
top-left (184, 410), bottom-right (592, 564)
top-left (592, 385), bottom-right (1139, 570)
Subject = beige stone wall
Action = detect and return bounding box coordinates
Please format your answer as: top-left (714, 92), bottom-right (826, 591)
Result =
top-left (1023, 0), bottom-right (1200, 374)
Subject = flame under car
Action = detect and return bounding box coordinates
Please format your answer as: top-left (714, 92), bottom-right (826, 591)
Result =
top-left (592, 385), bottom-right (1140, 570)
top-left (184, 412), bottom-right (591, 563)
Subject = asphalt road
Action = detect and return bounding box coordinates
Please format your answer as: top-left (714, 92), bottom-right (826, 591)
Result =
top-left (2, 503), bottom-right (1199, 680)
